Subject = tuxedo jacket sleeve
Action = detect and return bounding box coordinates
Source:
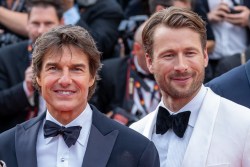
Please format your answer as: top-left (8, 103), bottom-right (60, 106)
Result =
top-left (0, 105), bottom-right (160, 167)
top-left (76, 0), bottom-right (124, 59)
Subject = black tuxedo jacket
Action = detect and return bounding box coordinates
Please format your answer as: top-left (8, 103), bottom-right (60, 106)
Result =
top-left (77, 0), bottom-right (124, 59)
top-left (0, 105), bottom-right (160, 167)
top-left (0, 41), bottom-right (34, 132)
top-left (91, 56), bottom-right (129, 114)
top-left (206, 59), bottom-right (250, 108)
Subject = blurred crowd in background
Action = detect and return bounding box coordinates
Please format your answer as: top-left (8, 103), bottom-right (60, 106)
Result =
top-left (0, 0), bottom-right (249, 132)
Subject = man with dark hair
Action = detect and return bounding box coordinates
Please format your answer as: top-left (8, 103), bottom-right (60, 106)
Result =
top-left (0, 0), bottom-right (64, 132)
top-left (0, 25), bottom-right (159, 167)
top-left (130, 7), bottom-right (250, 166)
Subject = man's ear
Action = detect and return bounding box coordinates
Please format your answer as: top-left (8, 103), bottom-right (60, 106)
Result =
top-left (145, 53), bottom-right (153, 74)
top-left (203, 48), bottom-right (209, 68)
top-left (36, 77), bottom-right (41, 86)
top-left (132, 42), bottom-right (141, 55)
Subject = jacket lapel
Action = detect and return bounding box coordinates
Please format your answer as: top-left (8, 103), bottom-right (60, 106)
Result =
top-left (182, 89), bottom-right (220, 167)
top-left (15, 113), bottom-right (45, 167)
top-left (82, 106), bottom-right (119, 167)
top-left (142, 107), bottom-right (159, 139)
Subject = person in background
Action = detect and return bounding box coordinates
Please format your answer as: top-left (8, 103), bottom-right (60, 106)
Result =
top-left (62, 0), bottom-right (80, 25)
top-left (0, 0), bottom-right (64, 133)
top-left (214, 45), bottom-right (250, 77)
top-left (200, 0), bottom-right (250, 78)
top-left (76, 0), bottom-right (124, 59)
top-left (0, 0), bottom-right (28, 47)
top-left (0, 25), bottom-right (160, 167)
top-left (130, 7), bottom-right (250, 167)
top-left (206, 59), bottom-right (250, 109)
top-left (91, 22), bottom-right (161, 126)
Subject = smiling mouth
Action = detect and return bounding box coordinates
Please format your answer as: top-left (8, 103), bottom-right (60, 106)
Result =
top-left (173, 77), bottom-right (190, 81)
top-left (55, 90), bottom-right (76, 95)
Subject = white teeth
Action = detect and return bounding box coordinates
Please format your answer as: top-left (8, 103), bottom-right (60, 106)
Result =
top-left (57, 91), bottom-right (73, 95)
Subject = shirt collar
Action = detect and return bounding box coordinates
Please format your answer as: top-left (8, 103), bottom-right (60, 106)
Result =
top-left (44, 103), bottom-right (93, 146)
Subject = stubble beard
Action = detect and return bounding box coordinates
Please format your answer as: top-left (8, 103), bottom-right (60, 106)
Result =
top-left (155, 70), bottom-right (205, 99)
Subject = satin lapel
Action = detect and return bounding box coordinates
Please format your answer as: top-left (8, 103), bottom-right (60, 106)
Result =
top-left (82, 125), bottom-right (118, 167)
top-left (82, 107), bottom-right (119, 167)
top-left (142, 107), bottom-right (158, 139)
top-left (244, 60), bottom-right (250, 86)
top-left (15, 113), bottom-right (45, 167)
top-left (182, 89), bottom-right (220, 167)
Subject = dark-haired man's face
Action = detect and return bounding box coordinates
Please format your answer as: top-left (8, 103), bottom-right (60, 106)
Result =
top-left (36, 45), bottom-right (95, 124)
top-left (26, 6), bottom-right (62, 43)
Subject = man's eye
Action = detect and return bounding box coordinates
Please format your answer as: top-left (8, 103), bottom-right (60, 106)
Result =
top-left (186, 52), bottom-right (196, 57)
top-left (72, 68), bottom-right (83, 71)
top-left (164, 54), bottom-right (174, 59)
top-left (48, 66), bottom-right (57, 71)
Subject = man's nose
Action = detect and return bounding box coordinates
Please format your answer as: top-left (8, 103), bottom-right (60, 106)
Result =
top-left (58, 70), bottom-right (72, 87)
top-left (174, 55), bottom-right (188, 72)
top-left (38, 24), bottom-right (46, 34)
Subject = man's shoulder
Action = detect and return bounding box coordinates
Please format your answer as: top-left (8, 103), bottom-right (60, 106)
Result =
top-left (206, 63), bottom-right (245, 88)
top-left (0, 41), bottom-right (28, 52)
top-left (219, 95), bottom-right (250, 115)
top-left (130, 111), bottom-right (156, 134)
top-left (0, 127), bottom-right (16, 147)
top-left (0, 41), bottom-right (29, 59)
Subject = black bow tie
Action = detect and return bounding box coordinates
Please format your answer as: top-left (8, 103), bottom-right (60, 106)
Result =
top-left (156, 106), bottom-right (191, 138)
top-left (44, 120), bottom-right (82, 148)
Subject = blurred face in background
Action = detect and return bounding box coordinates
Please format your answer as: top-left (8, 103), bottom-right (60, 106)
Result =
top-left (26, 5), bottom-right (62, 43)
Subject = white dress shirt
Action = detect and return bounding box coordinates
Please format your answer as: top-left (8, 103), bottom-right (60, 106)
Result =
top-left (208, 0), bottom-right (247, 59)
top-left (36, 104), bottom-right (92, 167)
top-left (152, 85), bottom-right (207, 167)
